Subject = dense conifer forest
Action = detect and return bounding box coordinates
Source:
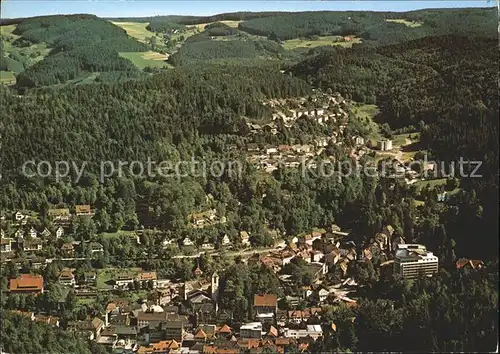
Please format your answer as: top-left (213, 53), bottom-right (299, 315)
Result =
top-left (238, 8), bottom-right (496, 44)
top-left (9, 15), bottom-right (146, 88)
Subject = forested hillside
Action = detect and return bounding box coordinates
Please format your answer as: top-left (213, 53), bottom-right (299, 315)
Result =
top-left (107, 11), bottom-right (285, 25)
top-left (0, 311), bottom-right (107, 354)
top-left (7, 14), bottom-right (147, 88)
top-left (291, 34), bottom-right (498, 258)
top-left (1, 64), bottom-right (310, 174)
top-left (169, 37), bottom-right (296, 66)
top-left (238, 8), bottom-right (496, 45)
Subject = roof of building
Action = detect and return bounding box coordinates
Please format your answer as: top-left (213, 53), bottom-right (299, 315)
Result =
top-left (61, 243), bottom-right (74, 250)
top-left (58, 269), bottom-right (74, 279)
top-left (194, 328), bottom-right (208, 339)
top-left (253, 294), bottom-right (277, 307)
top-left (267, 326), bottom-right (278, 337)
top-left (9, 274), bottom-right (43, 292)
top-left (136, 311), bottom-right (168, 322)
top-left (217, 324), bottom-right (232, 334)
top-left (456, 258), bottom-right (484, 269)
top-left (48, 208), bottom-right (70, 216)
top-left (138, 271), bottom-right (157, 281)
top-left (75, 205), bottom-right (91, 213)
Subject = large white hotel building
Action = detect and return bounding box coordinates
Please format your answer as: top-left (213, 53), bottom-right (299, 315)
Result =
top-left (393, 244), bottom-right (439, 279)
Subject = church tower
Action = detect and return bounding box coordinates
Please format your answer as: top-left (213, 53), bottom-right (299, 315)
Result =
top-left (211, 272), bottom-right (219, 302)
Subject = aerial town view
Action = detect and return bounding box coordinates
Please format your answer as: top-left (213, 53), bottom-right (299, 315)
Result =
top-left (0, 0), bottom-right (498, 353)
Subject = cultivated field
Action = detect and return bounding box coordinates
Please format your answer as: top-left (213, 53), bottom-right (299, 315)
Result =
top-left (282, 35), bottom-right (361, 50)
top-left (111, 21), bottom-right (162, 42)
top-left (386, 19), bottom-right (423, 28)
top-left (119, 51), bottom-right (169, 69)
top-left (195, 20), bottom-right (242, 31)
top-left (0, 71), bottom-right (16, 84)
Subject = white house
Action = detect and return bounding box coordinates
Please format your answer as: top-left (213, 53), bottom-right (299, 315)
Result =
top-left (162, 239), bottom-right (175, 248)
top-left (15, 211), bottom-right (26, 221)
top-left (317, 288), bottom-right (329, 302)
top-left (1, 238), bottom-right (13, 253)
top-left (201, 243), bottom-right (215, 250)
top-left (354, 136), bottom-right (365, 146)
top-left (266, 147), bottom-right (278, 155)
top-left (240, 231), bottom-right (250, 246)
top-left (183, 237), bottom-right (194, 247)
top-left (221, 234), bottom-right (232, 246)
top-left (29, 227), bottom-right (38, 238)
top-left (41, 228), bottom-right (51, 238)
top-left (15, 229), bottom-right (25, 239)
top-left (283, 325), bottom-right (323, 340)
top-left (55, 227), bottom-right (64, 239)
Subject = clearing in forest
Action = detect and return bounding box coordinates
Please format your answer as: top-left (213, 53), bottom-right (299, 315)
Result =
top-left (119, 51), bottom-right (170, 69)
top-left (282, 35), bottom-right (361, 50)
top-left (385, 19), bottom-right (423, 28)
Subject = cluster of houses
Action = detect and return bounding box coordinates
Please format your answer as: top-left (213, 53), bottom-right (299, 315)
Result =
top-left (0, 206), bottom-right (105, 266)
top-left (264, 93), bottom-right (349, 126)
top-left (187, 209), bottom-right (226, 230)
top-left (243, 93), bottom-right (354, 173)
top-left (5, 216), bottom-right (484, 353)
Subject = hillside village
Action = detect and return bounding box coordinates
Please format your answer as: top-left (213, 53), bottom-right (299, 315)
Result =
top-left (243, 91), bottom-right (438, 187)
top-left (1, 199), bottom-right (484, 353)
top-left (0, 83), bottom-right (465, 353)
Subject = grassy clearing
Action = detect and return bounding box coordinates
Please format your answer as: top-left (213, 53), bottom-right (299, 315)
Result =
top-left (119, 51), bottom-right (169, 69)
top-left (1, 24), bottom-right (51, 76)
top-left (386, 19), bottom-right (423, 28)
top-left (282, 35), bottom-right (361, 50)
top-left (0, 71), bottom-right (16, 84)
top-left (96, 267), bottom-right (142, 290)
top-left (392, 132), bottom-right (420, 147)
top-left (413, 178), bottom-right (448, 191)
top-left (0, 25), bottom-right (20, 39)
top-left (101, 230), bottom-right (136, 239)
top-left (351, 104), bottom-right (381, 140)
top-left (111, 21), bottom-right (162, 43)
top-left (195, 20), bottom-right (242, 30)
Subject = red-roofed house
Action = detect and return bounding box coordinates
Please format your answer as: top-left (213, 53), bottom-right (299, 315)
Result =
top-left (253, 294), bottom-right (278, 314)
top-left (9, 274), bottom-right (44, 294)
top-left (456, 258), bottom-right (484, 270)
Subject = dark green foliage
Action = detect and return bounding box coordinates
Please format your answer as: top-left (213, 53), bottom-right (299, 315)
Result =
top-left (169, 38), bottom-right (295, 66)
top-left (118, 12), bottom-right (287, 26)
top-left (11, 14), bottom-right (147, 88)
top-left (95, 70), bottom-right (147, 83)
top-left (202, 22), bottom-right (238, 36)
top-left (16, 46), bottom-right (138, 87)
top-left (239, 11), bottom-right (368, 40)
top-left (2, 64), bottom-right (310, 174)
top-left (13, 14), bottom-right (128, 46)
top-left (170, 40), bottom-right (258, 65)
top-left (0, 310), bottom-right (106, 354)
top-left (146, 20), bottom-right (186, 33)
top-left (238, 8), bottom-right (496, 44)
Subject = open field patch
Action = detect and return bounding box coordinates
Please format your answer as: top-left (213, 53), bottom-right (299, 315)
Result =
top-left (119, 51), bottom-right (169, 69)
top-left (0, 25), bottom-right (20, 39)
top-left (386, 19), bottom-right (423, 28)
top-left (351, 104), bottom-right (381, 140)
top-left (112, 21), bottom-right (162, 42)
top-left (101, 230), bottom-right (137, 239)
top-left (1, 71), bottom-right (16, 84)
top-left (96, 267), bottom-right (142, 290)
top-left (282, 35), bottom-right (361, 50)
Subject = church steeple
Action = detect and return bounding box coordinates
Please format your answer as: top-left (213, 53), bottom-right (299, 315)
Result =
top-left (211, 271), bottom-right (219, 302)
